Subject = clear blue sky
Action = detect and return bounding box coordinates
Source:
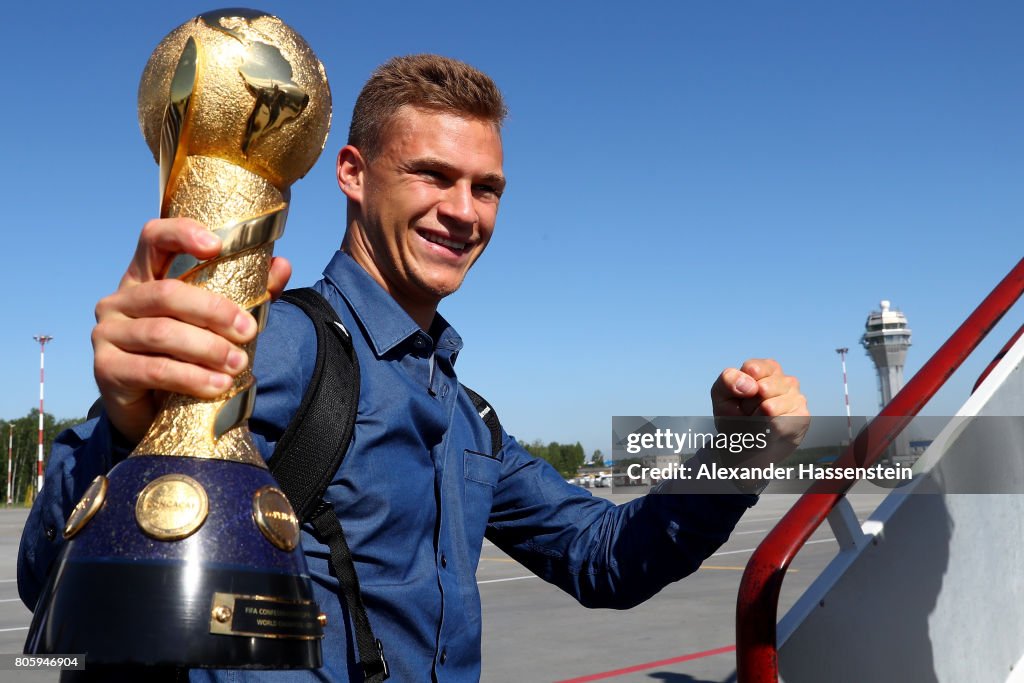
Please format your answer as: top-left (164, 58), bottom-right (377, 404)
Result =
top-left (1, 2), bottom-right (1020, 459)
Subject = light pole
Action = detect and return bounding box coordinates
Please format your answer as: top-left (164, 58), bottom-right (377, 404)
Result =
top-left (836, 347), bottom-right (853, 443)
top-left (34, 335), bottom-right (53, 494)
top-left (11, 449), bottom-right (18, 506)
top-left (6, 424), bottom-right (12, 506)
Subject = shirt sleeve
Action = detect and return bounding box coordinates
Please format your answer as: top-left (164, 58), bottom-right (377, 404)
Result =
top-left (485, 432), bottom-right (758, 609)
top-left (248, 298), bottom-right (318, 458)
top-left (17, 414), bottom-right (127, 610)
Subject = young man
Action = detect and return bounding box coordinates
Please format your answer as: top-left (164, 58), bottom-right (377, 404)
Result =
top-left (20, 55), bottom-right (808, 680)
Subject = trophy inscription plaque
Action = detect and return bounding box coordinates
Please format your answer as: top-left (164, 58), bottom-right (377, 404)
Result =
top-left (26, 9), bottom-right (332, 668)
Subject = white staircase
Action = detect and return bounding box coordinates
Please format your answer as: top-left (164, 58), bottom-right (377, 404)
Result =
top-left (778, 333), bottom-right (1024, 683)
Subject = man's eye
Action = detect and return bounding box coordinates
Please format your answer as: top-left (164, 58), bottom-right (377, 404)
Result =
top-left (474, 185), bottom-right (501, 199)
top-left (417, 169), bottom-right (443, 179)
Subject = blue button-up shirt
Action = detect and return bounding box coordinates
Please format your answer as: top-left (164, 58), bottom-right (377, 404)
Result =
top-left (19, 251), bottom-right (756, 681)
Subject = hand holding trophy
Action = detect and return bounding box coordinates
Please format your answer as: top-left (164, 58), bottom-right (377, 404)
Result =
top-left (27, 9), bottom-right (332, 669)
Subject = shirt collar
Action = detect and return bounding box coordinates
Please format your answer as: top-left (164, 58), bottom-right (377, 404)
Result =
top-left (322, 251), bottom-right (463, 359)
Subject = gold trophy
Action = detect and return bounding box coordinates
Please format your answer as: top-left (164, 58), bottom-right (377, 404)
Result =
top-left (26, 9), bottom-right (332, 668)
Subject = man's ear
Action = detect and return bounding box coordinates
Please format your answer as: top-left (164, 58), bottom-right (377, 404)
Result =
top-left (337, 145), bottom-right (365, 204)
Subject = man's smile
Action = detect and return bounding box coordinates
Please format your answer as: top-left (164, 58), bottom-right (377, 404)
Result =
top-left (417, 228), bottom-right (470, 254)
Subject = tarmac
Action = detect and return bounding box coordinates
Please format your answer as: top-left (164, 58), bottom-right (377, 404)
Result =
top-left (0, 488), bottom-right (887, 682)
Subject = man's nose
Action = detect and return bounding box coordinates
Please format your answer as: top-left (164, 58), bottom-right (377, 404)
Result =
top-left (438, 183), bottom-right (478, 226)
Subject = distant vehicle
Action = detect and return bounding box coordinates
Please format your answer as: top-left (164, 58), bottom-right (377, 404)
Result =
top-left (611, 473), bottom-right (631, 487)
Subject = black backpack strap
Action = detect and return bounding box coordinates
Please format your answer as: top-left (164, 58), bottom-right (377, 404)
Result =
top-left (461, 384), bottom-right (503, 457)
top-left (268, 287), bottom-right (388, 682)
top-left (308, 503), bottom-right (388, 682)
top-left (269, 288), bottom-right (360, 520)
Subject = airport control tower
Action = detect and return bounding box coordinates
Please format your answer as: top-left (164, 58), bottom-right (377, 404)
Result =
top-left (861, 300), bottom-right (912, 464)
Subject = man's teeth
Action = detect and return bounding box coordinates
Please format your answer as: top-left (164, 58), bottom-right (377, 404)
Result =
top-left (423, 233), bottom-right (466, 251)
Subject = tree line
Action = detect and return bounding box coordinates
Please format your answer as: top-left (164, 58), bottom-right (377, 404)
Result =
top-left (1, 409), bottom-right (84, 506)
top-left (518, 440), bottom-right (589, 479)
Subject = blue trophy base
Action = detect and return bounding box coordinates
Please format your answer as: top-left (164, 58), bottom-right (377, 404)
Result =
top-left (25, 455), bottom-right (323, 669)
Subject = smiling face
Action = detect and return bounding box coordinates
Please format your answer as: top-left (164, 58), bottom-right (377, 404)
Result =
top-left (338, 106), bottom-right (505, 329)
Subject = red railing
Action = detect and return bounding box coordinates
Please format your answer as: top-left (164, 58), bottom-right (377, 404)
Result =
top-left (735, 257), bottom-right (1024, 682)
top-left (974, 323), bottom-right (1024, 393)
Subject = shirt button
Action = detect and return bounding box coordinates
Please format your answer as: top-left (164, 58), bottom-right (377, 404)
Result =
top-left (439, 649), bottom-right (448, 665)
top-left (45, 526), bottom-right (56, 541)
top-left (413, 337), bottom-right (426, 349)
top-left (441, 554), bottom-right (447, 569)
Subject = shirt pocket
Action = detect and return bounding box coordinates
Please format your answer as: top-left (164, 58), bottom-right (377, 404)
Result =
top-left (463, 449), bottom-right (500, 546)
top-left (464, 449), bottom-right (501, 487)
